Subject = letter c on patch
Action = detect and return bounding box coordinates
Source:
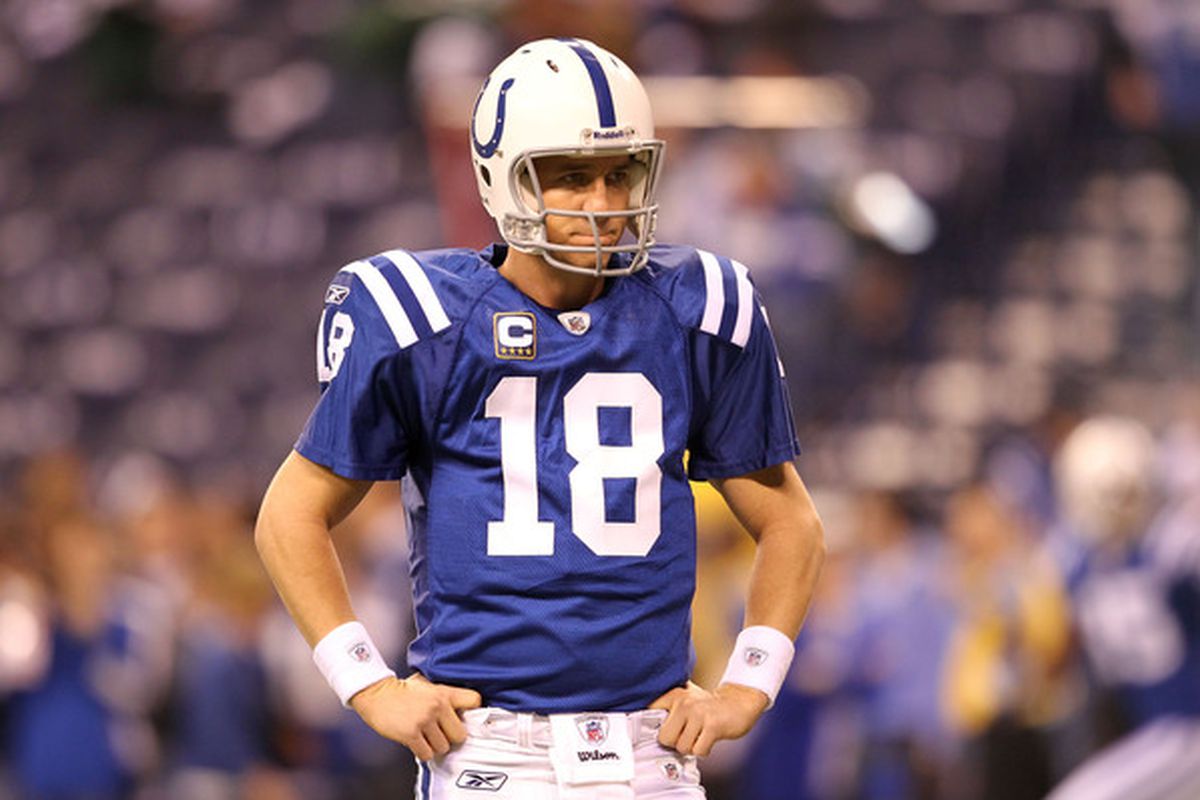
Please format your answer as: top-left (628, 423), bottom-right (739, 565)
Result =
top-left (498, 315), bottom-right (533, 348)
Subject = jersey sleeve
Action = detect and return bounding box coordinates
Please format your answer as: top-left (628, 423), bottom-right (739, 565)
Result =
top-left (1148, 498), bottom-right (1200, 583)
top-left (295, 261), bottom-right (418, 480)
top-left (685, 255), bottom-right (801, 480)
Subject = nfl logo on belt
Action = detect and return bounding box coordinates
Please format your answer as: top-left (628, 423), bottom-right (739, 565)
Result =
top-left (576, 715), bottom-right (609, 745)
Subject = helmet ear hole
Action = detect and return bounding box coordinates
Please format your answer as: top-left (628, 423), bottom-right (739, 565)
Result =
top-left (479, 165), bottom-right (492, 187)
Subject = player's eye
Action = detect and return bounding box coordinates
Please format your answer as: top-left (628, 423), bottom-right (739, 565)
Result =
top-left (606, 169), bottom-right (631, 188)
top-left (559, 171), bottom-right (591, 187)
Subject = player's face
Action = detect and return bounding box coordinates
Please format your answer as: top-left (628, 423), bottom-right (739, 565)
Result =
top-left (535, 154), bottom-right (636, 270)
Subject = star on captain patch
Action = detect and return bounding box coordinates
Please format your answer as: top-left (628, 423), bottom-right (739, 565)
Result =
top-left (557, 310), bottom-right (591, 335)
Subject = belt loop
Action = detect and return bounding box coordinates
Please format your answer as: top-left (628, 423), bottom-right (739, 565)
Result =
top-left (517, 712), bottom-right (535, 748)
top-left (638, 709), bottom-right (664, 744)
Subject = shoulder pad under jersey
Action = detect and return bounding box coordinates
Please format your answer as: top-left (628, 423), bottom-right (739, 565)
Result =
top-left (639, 244), bottom-right (760, 350)
top-left (321, 247), bottom-right (491, 352)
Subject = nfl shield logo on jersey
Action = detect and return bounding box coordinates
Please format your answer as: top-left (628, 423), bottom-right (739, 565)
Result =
top-left (576, 715), bottom-right (609, 745)
top-left (556, 310), bottom-right (591, 335)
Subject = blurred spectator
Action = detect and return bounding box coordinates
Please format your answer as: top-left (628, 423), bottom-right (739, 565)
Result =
top-left (167, 495), bottom-right (275, 798)
top-left (4, 513), bottom-right (169, 798)
top-left (741, 490), bottom-right (959, 800)
top-left (855, 492), bottom-right (958, 800)
top-left (941, 483), bottom-right (1073, 800)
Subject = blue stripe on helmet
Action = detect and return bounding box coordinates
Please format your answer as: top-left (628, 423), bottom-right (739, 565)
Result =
top-left (560, 38), bottom-right (617, 128)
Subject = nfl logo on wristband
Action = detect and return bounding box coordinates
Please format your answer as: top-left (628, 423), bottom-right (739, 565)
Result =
top-left (719, 626), bottom-right (796, 708)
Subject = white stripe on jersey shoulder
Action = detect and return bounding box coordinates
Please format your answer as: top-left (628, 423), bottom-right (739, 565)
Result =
top-left (730, 259), bottom-right (754, 347)
top-left (698, 249), bottom-right (725, 337)
top-left (341, 260), bottom-right (419, 348)
top-left (379, 249), bottom-right (452, 334)
top-left (696, 249), bottom-right (756, 348)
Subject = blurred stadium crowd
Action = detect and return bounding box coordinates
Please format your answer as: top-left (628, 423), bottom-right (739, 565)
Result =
top-left (2, 0), bottom-right (1199, 798)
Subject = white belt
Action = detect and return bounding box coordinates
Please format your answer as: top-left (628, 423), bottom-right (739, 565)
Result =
top-left (462, 707), bottom-right (666, 749)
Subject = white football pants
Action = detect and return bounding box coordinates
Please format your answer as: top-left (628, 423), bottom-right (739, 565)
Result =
top-left (1047, 716), bottom-right (1200, 800)
top-left (416, 707), bottom-right (705, 799)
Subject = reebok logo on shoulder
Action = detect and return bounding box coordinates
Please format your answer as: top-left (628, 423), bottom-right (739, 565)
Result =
top-left (325, 284), bottom-right (350, 305)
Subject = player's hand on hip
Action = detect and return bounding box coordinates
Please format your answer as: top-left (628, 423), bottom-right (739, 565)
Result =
top-left (349, 673), bottom-right (483, 760)
top-left (649, 680), bottom-right (769, 758)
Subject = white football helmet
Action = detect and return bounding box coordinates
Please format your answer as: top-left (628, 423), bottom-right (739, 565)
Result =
top-left (469, 38), bottom-right (665, 276)
top-left (1055, 415), bottom-right (1158, 543)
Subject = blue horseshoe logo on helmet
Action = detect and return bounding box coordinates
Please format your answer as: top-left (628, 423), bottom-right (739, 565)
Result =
top-left (471, 77), bottom-right (515, 159)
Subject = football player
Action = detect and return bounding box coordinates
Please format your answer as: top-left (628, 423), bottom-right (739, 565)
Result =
top-left (1047, 416), bottom-right (1200, 800)
top-left (256, 38), bottom-right (825, 799)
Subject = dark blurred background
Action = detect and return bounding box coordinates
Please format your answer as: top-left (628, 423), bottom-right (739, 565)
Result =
top-left (2, 0), bottom-right (1199, 798)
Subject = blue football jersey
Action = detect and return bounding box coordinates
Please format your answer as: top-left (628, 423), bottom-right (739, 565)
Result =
top-left (296, 243), bottom-right (800, 713)
top-left (1059, 499), bottom-right (1200, 724)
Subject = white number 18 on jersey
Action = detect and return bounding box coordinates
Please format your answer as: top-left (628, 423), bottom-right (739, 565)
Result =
top-left (485, 373), bottom-right (664, 557)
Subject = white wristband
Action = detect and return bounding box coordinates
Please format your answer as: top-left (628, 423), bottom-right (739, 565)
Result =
top-left (719, 626), bottom-right (795, 708)
top-left (312, 621), bottom-right (396, 708)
